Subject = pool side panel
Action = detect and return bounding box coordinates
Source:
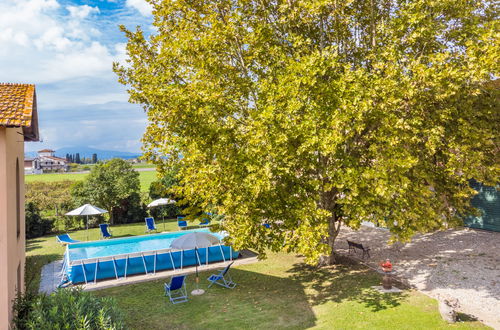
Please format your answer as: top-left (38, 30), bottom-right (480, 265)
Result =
top-left (67, 246), bottom-right (238, 284)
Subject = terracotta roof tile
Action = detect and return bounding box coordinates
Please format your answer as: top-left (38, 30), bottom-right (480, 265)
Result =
top-left (0, 83), bottom-right (36, 127)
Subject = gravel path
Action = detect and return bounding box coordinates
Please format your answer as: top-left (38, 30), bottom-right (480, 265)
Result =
top-left (336, 226), bottom-right (500, 329)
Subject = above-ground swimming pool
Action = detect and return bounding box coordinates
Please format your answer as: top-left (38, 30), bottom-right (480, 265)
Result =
top-left (60, 228), bottom-right (239, 285)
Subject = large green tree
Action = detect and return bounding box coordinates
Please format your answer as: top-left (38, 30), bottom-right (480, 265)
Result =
top-left (115, 0), bottom-right (499, 264)
top-left (72, 158), bottom-right (141, 224)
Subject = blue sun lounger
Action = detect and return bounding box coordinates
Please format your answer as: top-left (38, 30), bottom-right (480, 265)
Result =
top-left (207, 262), bottom-right (236, 289)
top-left (56, 234), bottom-right (80, 244)
top-left (199, 218), bottom-right (210, 227)
top-left (177, 216), bottom-right (187, 230)
top-left (99, 224), bottom-right (112, 239)
top-left (145, 217), bottom-right (157, 233)
top-left (164, 275), bottom-right (188, 304)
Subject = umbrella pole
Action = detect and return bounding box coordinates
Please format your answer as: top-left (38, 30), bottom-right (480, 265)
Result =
top-left (191, 248), bottom-right (205, 295)
top-left (86, 215), bottom-right (89, 241)
top-left (163, 211), bottom-right (165, 231)
top-left (196, 265), bottom-right (199, 289)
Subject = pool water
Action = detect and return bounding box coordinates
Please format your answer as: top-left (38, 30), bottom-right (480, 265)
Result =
top-left (61, 228), bottom-right (238, 285)
top-left (68, 228), bottom-right (223, 261)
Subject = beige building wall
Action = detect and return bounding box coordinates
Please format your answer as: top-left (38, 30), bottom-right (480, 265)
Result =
top-left (0, 126), bottom-right (25, 329)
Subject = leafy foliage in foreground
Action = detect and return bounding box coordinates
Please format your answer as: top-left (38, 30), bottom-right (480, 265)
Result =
top-left (116, 0), bottom-right (499, 263)
top-left (13, 288), bottom-right (124, 330)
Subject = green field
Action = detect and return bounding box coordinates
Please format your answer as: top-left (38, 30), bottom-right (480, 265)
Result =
top-left (131, 163), bottom-right (156, 169)
top-left (25, 222), bottom-right (487, 330)
top-left (25, 170), bottom-right (158, 192)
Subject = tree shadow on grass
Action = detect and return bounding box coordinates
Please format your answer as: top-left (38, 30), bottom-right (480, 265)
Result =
top-left (113, 234), bottom-right (135, 238)
top-left (26, 238), bottom-right (45, 252)
top-left (287, 256), bottom-right (407, 312)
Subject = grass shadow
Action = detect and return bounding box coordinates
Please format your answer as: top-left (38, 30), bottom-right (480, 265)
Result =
top-left (112, 234), bottom-right (135, 238)
top-left (287, 257), bottom-right (407, 312)
top-left (26, 238), bottom-right (45, 252)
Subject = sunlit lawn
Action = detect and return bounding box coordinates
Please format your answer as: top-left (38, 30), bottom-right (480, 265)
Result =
top-left (95, 252), bottom-right (486, 329)
top-left (26, 222), bottom-right (488, 329)
top-left (25, 170), bottom-right (157, 192)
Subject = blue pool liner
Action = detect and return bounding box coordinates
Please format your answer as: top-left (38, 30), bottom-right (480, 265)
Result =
top-left (60, 230), bottom-right (239, 285)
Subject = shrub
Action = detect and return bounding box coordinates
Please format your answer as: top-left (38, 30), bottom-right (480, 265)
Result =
top-left (111, 192), bottom-right (147, 224)
top-left (13, 288), bottom-right (124, 330)
top-left (12, 291), bottom-right (36, 330)
top-left (71, 158), bottom-right (141, 224)
top-left (25, 202), bottom-right (54, 239)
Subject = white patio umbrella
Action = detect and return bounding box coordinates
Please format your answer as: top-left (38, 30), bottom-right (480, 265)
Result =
top-left (170, 232), bottom-right (220, 295)
top-left (147, 198), bottom-right (176, 231)
top-left (65, 204), bottom-right (108, 240)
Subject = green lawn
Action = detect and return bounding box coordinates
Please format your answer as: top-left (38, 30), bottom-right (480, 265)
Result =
top-left (131, 163), bottom-right (156, 169)
top-left (26, 223), bottom-right (488, 329)
top-left (25, 170), bottom-right (157, 192)
top-left (95, 253), bottom-right (487, 330)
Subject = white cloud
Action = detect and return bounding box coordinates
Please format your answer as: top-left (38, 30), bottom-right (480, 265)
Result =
top-left (126, 0), bottom-right (152, 16)
top-left (0, 0), bottom-right (116, 83)
top-left (0, 0), bottom-right (151, 152)
top-left (67, 4), bottom-right (99, 20)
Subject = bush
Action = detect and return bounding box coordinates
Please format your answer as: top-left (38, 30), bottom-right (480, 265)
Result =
top-left (70, 158), bottom-right (141, 224)
top-left (12, 291), bottom-right (37, 330)
top-left (25, 202), bottom-right (54, 239)
top-left (13, 288), bottom-right (124, 330)
top-left (111, 192), bottom-right (147, 224)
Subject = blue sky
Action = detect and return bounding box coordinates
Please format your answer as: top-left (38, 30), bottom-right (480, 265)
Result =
top-left (0, 0), bottom-right (154, 153)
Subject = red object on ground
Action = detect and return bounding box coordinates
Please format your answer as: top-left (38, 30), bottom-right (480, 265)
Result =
top-left (381, 260), bottom-right (393, 271)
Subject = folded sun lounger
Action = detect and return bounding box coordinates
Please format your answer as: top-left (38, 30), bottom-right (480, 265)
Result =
top-left (164, 275), bottom-right (188, 304)
top-left (56, 234), bottom-right (80, 244)
top-left (99, 224), bottom-right (112, 239)
top-left (198, 218), bottom-right (210, 227)
top-left (145, 217), bottom-right (157, 233)
top-left (207, 262), bottom-right (236, 289)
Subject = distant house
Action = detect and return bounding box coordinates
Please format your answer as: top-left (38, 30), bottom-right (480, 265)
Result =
top-left (0, 83), bottom-right (39, 327)
top-left (25, 149), bottom-right (69, 174)
top-left (24, 157), bottom-right (41, 174)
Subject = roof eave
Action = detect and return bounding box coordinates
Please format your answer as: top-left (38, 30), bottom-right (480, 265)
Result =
top-left (23, 96), bottom-right (39, 141)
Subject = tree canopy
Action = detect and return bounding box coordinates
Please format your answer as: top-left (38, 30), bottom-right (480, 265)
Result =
top-left (71, 158), bottom-right (141, 224)
top-left (115, 0), bottom-right (499, 263)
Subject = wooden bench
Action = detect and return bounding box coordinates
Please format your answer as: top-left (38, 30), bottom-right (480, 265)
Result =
top-left (347, 240), bottom-right (371, 259)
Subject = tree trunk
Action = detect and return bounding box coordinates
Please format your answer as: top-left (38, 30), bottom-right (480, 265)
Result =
top-left (318, 214), bottom-right (342, 266)
top-left (109, 206), bottom-right (114, 225)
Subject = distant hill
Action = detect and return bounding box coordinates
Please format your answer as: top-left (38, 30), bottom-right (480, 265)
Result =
top-left (26, 147), bottom-right (141, 160)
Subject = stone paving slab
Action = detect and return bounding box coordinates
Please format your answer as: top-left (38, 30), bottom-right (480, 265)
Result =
top-left (39, 259), bottom-right (63, 294)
